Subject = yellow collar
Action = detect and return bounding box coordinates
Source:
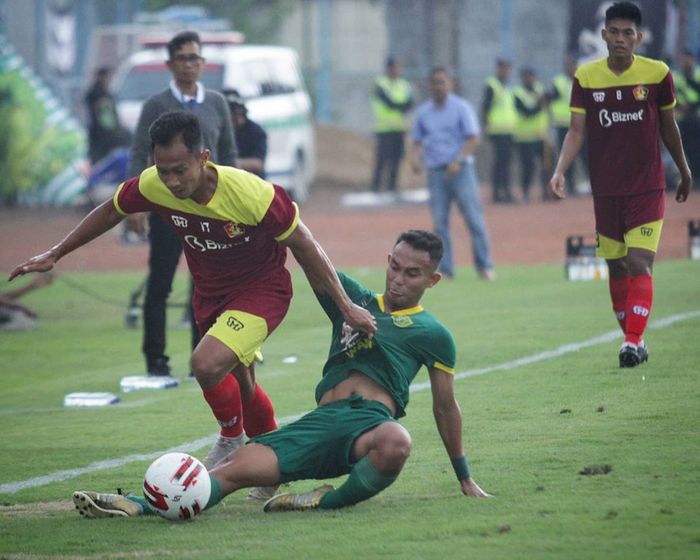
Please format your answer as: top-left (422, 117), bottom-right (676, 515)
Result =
top-left (377, 294), bottom-right (423, 316)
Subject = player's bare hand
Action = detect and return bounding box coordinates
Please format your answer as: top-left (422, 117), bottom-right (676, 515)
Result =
top-left (8, 250), bottom-right (58, 282)
top-left (548, 172), bottom-right (566, 199)
top-left (675, 173), bottom-right (691, 203)
top-left (124, 212), bottom-right (148, 235)
top-left (460, 478), bottom-right (491, 498)
top-left (343, 303), bottom-right (377, 338)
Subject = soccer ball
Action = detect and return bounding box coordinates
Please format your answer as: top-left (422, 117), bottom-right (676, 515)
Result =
top-left (143, 452), bottom-right (211, 521)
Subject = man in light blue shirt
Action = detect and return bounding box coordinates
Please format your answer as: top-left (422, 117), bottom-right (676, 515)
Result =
top-left (410, 67), bottom-right (495, 280)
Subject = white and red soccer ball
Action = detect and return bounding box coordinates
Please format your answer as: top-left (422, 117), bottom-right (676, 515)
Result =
top-left (143, 452), bottom-right (211, 521)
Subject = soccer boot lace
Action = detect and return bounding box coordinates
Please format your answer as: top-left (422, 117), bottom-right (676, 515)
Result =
top-left (72, 490), bottom-right (143, 518)
top-left (203, 433), bottom-right (245, 469)
top-left (262, 484), bottom-right (334, 512)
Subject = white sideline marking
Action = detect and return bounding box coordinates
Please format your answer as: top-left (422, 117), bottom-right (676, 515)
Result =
top-left (1, 309), bottom-right (698, 495)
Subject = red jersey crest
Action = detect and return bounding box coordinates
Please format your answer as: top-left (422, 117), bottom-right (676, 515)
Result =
top-left (632, 85), bottom-right (649, 101)
top-left (224, 222), bottom-right (244, 238)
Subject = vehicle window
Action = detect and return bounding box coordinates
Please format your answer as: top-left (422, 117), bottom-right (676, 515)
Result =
top-left (226, 58), bottom-right (300, 99)
top-left (116, 64), bottom-right (224, 102)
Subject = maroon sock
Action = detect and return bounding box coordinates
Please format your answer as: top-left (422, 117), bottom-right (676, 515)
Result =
top-left (608, 275), bottom-right (630, 333)
top-left (624, 274), bottom-right (653, 346)
top-left (242, 384), bottom-right (278, 437)
top-left (202, 373), bottom-right (244, 438)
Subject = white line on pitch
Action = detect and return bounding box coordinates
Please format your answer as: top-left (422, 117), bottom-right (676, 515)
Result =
top-left (1, 309), bottom-right (698, 495)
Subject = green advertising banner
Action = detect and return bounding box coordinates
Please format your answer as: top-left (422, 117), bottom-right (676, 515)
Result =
top-left (0, 35), bottom-right (87, 206)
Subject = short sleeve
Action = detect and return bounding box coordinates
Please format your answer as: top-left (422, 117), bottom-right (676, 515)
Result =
top-left (113, 176), bottom-right (153, 216)
top-left (411, 109), bottom-right (425, 143)
top-left (261, 184), bottom-right (300, 241)
top-left (461, 101), bottom-right (480, 138)
top-left (570, 77), bottom-right (586, 114)
top-left (422, 323), bottom-right (457, 374)
top-left (658, 71), bottom-right (677, 111)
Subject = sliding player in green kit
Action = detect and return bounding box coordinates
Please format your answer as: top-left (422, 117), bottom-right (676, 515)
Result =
top-left (72, 229), bottom-right (489, 518)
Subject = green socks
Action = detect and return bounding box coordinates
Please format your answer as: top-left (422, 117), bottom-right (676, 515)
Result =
top-left (126, 475), bottom-right (223, 516)
top-left (205, 476), bottom-right (223, 509)
top-left (319, 455), bottom-right (397, 510)
top-left (126, 494), bottom-right (155, 516)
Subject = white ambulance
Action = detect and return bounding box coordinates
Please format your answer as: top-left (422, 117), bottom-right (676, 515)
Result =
top-left (112, 33), bottom-right (315, 202)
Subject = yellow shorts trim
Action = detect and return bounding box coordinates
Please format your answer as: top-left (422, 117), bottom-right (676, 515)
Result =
top-left (206, 310), bottom-right (268, 366)
top-left (596, 219), bottom-right (664, 259)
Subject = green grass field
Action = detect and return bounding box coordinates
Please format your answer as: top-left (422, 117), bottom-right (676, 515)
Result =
top-left (2, 261), bottom-right (700, 559)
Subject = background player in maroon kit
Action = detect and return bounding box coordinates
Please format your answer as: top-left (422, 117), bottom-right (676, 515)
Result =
top-left (8, 112), bottom-right (377, 477)
top-left (549, 2), bottom-right (691, 368)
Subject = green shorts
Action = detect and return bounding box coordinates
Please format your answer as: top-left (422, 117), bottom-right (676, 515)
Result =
top-left (250, 394), bottom-right (395, 483)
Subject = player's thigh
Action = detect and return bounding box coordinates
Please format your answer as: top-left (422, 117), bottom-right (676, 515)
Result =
top-left (622, 190), bottom-right (665, 253)
top-left (594, 195), bottom-right (626, 259)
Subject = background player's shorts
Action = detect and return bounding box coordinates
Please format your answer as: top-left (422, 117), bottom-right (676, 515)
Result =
top-left (193, 280), bottom-right (292, 366)
top-left (250, 395), bottom-right (395, 483)
top-left (593, 190), bottom-right (665, 259)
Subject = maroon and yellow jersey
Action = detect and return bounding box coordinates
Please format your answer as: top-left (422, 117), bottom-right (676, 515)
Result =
top-left (113, 162), bottom-right (299, 298)
top-left (570, 55), bottom-right (676, 197)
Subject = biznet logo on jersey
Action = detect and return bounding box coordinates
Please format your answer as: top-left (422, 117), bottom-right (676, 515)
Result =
top-left (184, 235), bottom-right (235, 252)
top-left (599, 108), bottom-right (644, 128)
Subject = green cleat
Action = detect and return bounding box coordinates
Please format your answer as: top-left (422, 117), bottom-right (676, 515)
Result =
top-left (262, 484), bottom-right (334, 512)
top-left (72, 491), bottom-right (143, 518)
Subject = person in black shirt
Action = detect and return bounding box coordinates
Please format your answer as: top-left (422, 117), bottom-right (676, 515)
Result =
top-left (223, 90), bottom-right (267, 179)
top-left (84, 67), bottom-right (130, 164)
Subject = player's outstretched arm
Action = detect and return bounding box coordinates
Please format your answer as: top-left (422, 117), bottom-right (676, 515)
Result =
top-left (282, 221), bottom-right (377, 336)
top-left (549, 112), bottom-right (585, 199)
top-left (429, 367), bottom-right (491, 498)
top-left (659, 108), bottom-right (692, 203)
top-left (8, 200), bottom-right (124, 281)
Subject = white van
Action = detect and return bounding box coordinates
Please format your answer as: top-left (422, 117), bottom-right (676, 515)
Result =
top-left (112, 35), bottom-right (316, 202)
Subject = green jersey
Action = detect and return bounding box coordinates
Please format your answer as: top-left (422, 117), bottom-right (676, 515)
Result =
top-left (314, 273), bottom-right (456, 418)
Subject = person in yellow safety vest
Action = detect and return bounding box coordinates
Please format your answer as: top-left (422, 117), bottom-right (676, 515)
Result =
top-left (513, 67), bottom-right (552, 202)
top-left (370, 57), bottom-right (414, 193)
top-left (673, 49), bottom-right (700, 190)
top-left (548, 54), bottom-right (588, 196)
top-left (480, 58), bottom-right (517, 203)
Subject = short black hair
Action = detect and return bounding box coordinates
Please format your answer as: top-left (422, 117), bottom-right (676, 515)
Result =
top-left (395, 230), bottom-right (444, 267)
top-left (222, 89), bottom-right (247, 115)
top-left (149, 111), bottom-right (203, 155)
top-left (167, 30), bottom-right (201, 59)
top-left (605, 2), bottom-right (642, 27)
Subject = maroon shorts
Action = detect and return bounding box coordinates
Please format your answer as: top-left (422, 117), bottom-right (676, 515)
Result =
top-left (593, 189), bottom-right (665, 243)
top-left (192, 270), bottom-right (293, 337)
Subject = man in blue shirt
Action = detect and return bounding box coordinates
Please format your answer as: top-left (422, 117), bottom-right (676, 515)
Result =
top-left (409, 67), bottom-right (495, 280)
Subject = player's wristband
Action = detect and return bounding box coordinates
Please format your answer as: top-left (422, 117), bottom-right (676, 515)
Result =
top-left (451, 456), bottom-right (471, 481)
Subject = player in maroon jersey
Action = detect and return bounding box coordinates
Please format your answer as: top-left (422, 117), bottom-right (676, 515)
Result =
top-left (9, 111), bottom-right (377, 475)
top-left (549, 2), bottom-right (691, 368)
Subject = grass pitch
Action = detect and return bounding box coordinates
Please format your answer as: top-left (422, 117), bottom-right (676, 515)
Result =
top-left (1, 261), bottom-right (699, 559)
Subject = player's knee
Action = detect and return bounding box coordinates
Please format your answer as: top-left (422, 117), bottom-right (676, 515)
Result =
top-left (190, 352), bottom-right (228, 387)
top-left (376, 423), bottom-right (412, 468)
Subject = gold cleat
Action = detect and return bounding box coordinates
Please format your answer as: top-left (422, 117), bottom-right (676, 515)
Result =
top-left (262, 484), bottom-right (334, 512)
top-left (72, 491), bottom-right (142, 518)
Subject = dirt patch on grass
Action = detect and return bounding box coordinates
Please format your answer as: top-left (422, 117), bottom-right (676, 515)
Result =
top-left (0, 500), bottom-right (72, 516)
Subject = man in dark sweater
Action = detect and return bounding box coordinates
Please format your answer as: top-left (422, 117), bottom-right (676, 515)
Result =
top-left (127, 30), bottom-right (237, 378)
top-left (223, 89), bottom-right (268, 179)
